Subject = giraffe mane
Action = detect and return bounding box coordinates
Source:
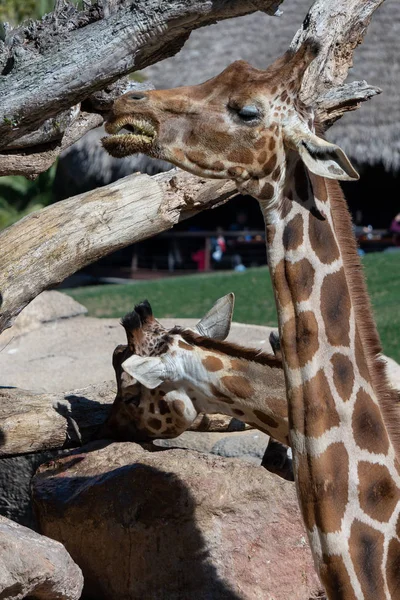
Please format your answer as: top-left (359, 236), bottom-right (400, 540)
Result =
top-left (327, 177), bottom-right (400, 458)
top-left (171, 327), bottom-right (282, 369)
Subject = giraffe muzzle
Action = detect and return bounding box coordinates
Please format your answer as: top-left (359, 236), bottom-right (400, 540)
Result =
top-left (102, 116), bottom-right (157, 158)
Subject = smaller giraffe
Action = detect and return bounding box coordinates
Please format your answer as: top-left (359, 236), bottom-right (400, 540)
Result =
top-left (101, 295), bottom-right (294, 479)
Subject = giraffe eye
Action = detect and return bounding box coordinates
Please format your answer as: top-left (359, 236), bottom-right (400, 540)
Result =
top-left (237, 105), bottom-right (261, 121)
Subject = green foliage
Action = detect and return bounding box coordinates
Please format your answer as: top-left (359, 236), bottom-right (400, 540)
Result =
top-left (0, 0), bottom-right (55, 23)
top-left (0, 164), bottom-right (57, 229)
top-left (65, 253), bottom-right (400, 362)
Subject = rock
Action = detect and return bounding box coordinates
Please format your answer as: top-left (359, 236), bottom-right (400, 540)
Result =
top-left (0, 450), bottom-right (68, 530)
top-left (189, 412), bottom-right (247, 432)
top-left (211, 430), bottom-right (270, 463)
top-left (0, 515), bottom-right (83, 600)
top-left (0, 291), bottom-right (87, 344)
top-left (33, 441), bottom-right (321, 600)
top-left (154, 430), bottom-right (268, 465)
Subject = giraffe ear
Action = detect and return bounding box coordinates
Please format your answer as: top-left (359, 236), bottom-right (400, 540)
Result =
top-left (295, 132), bottom-right (359, 181)
top-left (122, 355), bottom-right (168, 389)
top-left (194, 293), bottom-right (235, 340)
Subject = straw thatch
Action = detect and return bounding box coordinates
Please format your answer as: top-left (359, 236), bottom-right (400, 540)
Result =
top-left (144, 0), bottom-right (399, 172)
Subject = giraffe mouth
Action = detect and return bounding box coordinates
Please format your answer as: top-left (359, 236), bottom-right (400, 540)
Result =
top-left (102, 117), bottom-right (157, 157)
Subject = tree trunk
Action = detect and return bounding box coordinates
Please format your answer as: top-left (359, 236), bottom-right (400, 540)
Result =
top-left (0, 170), bottom-right (236, 333)
top-left (0, 0), bottom-right (282, 160)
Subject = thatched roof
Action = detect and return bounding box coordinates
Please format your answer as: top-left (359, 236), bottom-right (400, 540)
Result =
top-left (144, 0), bottom-right (399, 172)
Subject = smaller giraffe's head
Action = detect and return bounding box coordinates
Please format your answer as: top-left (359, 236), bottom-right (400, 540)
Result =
top-left (103, 41), bottom-right (358, 200)
top-left (101, 294), bottom-right (236, 441)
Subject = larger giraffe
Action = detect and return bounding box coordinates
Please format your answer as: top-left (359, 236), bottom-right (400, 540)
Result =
top-left (103, 43), bottom-right (400, 599)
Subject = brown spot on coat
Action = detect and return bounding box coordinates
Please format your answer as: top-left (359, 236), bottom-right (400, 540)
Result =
top-left (263, 154), bottom-right (277, 176)
top-left (296, 443), bottom-right (349, 533)
top-left (271, 165), bottom-right (281, 182)
top-left (283, 213), bottom-right (304, 251)
top-left (358, 462), bottom-right (400, 522)
top-left (202, 355), bottom-right (224, 372)
top-left (227, 149), bottom-right (253, 165)
top-left (269, 137), bottom-right (276, 151)
top-left (349, 520), bottom-right (385, 600)
top-left (221, 375), bottom-right (253, 399)
top-left (331, 353), bottom-right (354, 401)
top-left (148, 418), bottom-right (162, 430)
top-left (320, 269), bottom-right (351, 347)
top-left (352, 389), bottom-right (389, 455)
top-left (260, 182), bottom-right (274, 200)
top-left (308, 210), bottom-right (340, 264)
top-left (230, 359), bottom-right (247, 372)
top-left (233, 408), bottom-right (245, 417)
top-left (253, 410), bottom-right (279, 429)
top-left (386, 538), bottom-right (400, 599)
top-left (257, 151), bottom-right (267, 164)
top-left (158, 399), bottom-right (171, 415)
top-left (319, 553), bottom-right (357, 600)
top-left (272, 260), bottom-right (291, 308)
top-left (290, 369), bottom-right (340, 438)
top-left (209, 384), bottom-right (235, 404)
top-left (178, 340), bottom-right (193, 351)
top-left (172, 400), bottom-right (186, 417)
top-left (282, 311), bottom-right (319, 369)
top-left (285, 258), bottom-right (315, 302)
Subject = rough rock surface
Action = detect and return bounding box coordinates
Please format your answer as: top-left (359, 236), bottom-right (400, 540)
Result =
top-left (155, 430), bottom-right (269, 465)
top-left (0, 515), bottom-right (83, 600)
top-left (0, 290), bottom-right (87, 345)
top-left (33, 441), bottom-right (321, 600)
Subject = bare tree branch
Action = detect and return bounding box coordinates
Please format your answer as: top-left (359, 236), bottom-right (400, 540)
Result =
top-left (0, 170), bottom-right (236, 333)
top-left (0, 0), bottom-right (282, 152)
top-left (0, 0), bottom-right (385, 335)
top-left (291, 0), bottom-right (386, 107)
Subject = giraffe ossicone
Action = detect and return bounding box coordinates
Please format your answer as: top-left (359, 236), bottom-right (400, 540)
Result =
top-left (104, 41), bottom-right (400, 600)
top-left (102, 295), bottom-right (293, 479)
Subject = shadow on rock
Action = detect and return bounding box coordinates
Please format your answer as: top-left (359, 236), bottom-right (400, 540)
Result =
top-left (32, 441), bottom-right (245, 600)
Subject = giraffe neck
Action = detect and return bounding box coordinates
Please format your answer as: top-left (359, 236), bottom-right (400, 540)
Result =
top-left (177, 340), bottom-right (289, 444)
top-left (251, 155), bottom-right (400, 600)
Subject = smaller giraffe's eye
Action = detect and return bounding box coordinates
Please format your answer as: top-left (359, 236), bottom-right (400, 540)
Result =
top-left (237, 105), bottom-right (261, 121)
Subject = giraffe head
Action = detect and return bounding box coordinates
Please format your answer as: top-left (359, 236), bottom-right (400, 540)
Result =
top-left (103, 41), bottom-right (358, 201)
top-left (101, 294), bottom-right (237, 441)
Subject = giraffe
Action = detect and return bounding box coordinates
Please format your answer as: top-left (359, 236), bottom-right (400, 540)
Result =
top-left (101, 295), bottom-right (294, 481)
top-left (102, 42), bottom-right (400, 598)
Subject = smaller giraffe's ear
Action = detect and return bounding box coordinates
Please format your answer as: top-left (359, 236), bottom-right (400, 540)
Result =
top-left (194, 293), bottom-right (235, 340)
top-left (122, 355), bottom-right (169, 389)
top-left (294, 132), bottom-right (359, 181)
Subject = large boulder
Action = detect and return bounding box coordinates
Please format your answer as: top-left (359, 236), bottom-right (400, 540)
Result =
top-left (32, 441), bottom-right (321, 600)
top-left (0, 290), bottom-right (87, 345)
top-left (0, 515), bottom-right (83, 600)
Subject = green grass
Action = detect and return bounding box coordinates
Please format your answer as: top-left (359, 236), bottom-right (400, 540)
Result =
top-left (65, 252), bottom-right (400, 362)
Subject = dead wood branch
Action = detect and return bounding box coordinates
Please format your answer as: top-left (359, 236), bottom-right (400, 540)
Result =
top-left (0, 0), bottom-right (282, 154)
top-left (0, 169), bottom-right (236, 333)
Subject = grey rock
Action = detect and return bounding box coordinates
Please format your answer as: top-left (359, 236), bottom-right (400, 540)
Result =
top-left (0, 290), bottom-right (87, 345)
top-left (0, 515), bottom-right (83, 600)
top-left (211, 431), bottom-right (270, 462)
top-left (32, 441), bottom-right (321, 600)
